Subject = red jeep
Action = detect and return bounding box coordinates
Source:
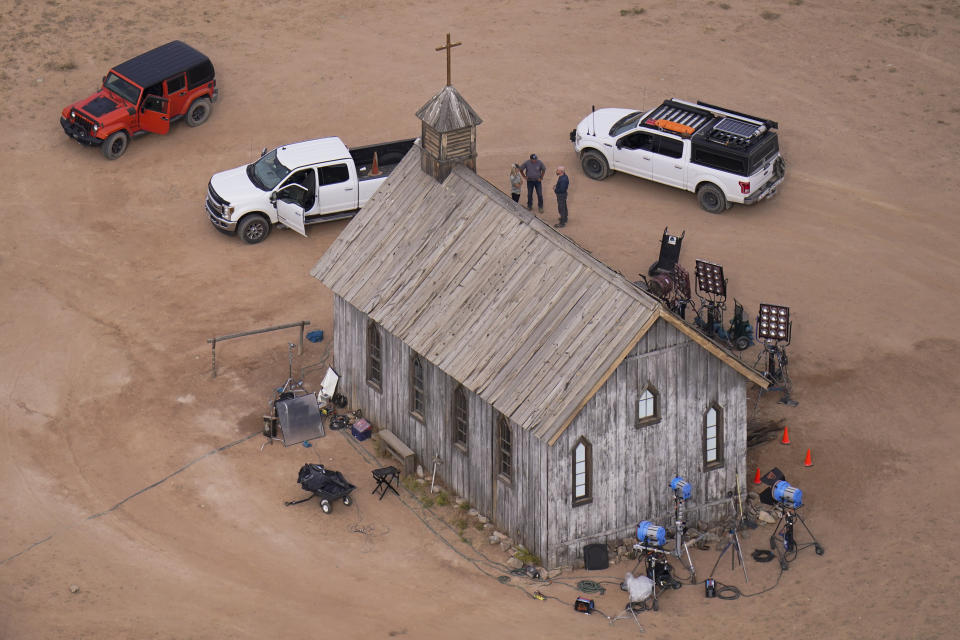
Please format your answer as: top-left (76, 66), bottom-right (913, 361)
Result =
top-left (60, 41), bottom-right (217, 160)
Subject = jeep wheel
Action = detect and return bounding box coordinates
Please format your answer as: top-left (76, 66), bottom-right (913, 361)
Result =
top-left (238, 214), bottom-right (270, 244)
top-left (101, 131), bottom-right (129, 160)
top-left (734, 336), bottom-right (751, 351)
top-left (581, 150), bottom-right (610, 180)
top-left (697, 184), bottom-right (727, 214)
top-left (186, 97), bottom-right (212, 127)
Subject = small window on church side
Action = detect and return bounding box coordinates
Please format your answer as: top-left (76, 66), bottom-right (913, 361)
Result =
top-left (452, 385), bottom-right (468, 451)
top-left (637, 385), bottom-right (660, 428)
top-left (573, 437), bottom-right (592, 506)
top-left (703, 404), bottom-right (723, 470)
top-left (410, 354), bottom-right (425, 420)
top-left (366, 321), bottom-right (382, 391)
top-left (497, 415), bottom-right (512, 482)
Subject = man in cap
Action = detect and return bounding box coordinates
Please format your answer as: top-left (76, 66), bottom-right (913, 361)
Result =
top-left (520, 153), bottom-right (547, 212)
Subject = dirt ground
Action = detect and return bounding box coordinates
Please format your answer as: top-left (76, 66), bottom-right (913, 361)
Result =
top-left (1, 0), bottom-right (959, 638)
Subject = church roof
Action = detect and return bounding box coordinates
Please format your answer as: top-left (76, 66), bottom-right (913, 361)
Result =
top-left (312, 144), bottom-right (767, 443)
top-left (415, 85), bottom-right (483, 132)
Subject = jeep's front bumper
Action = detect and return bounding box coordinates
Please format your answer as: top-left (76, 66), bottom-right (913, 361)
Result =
top-left (60, 117), bottom-right (103, 146)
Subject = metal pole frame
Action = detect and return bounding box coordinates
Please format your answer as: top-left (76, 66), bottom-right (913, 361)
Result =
top-left (207, 320), bottom-right (311, 378)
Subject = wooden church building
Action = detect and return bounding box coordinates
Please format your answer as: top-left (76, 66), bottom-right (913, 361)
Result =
top-left (311, 84), bottom-right (769, 568)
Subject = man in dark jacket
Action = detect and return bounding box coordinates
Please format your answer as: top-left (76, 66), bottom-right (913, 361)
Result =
top-left (554, 166), bottom-right (570, 228)
top-left (520, 153), bottom-right (547, 212)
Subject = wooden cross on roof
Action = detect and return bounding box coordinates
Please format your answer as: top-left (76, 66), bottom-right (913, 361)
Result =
top-left (435, 33), bottom-right (462, 86)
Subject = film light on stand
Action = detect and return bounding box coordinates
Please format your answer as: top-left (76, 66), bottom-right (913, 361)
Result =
top-left (637, 520), bottom-right (667, 547)
top-left (757, 303), bottom-right (791, 342)
top-left (755, 302), bottom-right (797, 406)
top-left (694, 260), bottom-right (726, 297)
top-left (670, 476), bottom-right (691, 500)
top-left (772, 481), bottom-right (803, 508)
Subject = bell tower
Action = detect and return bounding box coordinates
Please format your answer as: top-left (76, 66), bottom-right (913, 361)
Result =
top-left (416, 33), bottom-right (482, 182)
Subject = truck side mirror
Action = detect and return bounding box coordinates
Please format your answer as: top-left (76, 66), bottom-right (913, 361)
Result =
top-left (269, 192), bottom-right (277, 205)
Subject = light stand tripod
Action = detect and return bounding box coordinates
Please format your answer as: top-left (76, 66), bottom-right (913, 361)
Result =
top-left (631, 543), bottom-right (678, 611)
top-left (756, 341), bottom-right (797, 406)
top-left (770, 504), bottom-right (824, 570)
top-left (754, 303), bottom-right (798, 407)
top-left (671, 485), bottom-right (697, 584)
top-left (708, 528), bottom-right (749, 583)
top-left (694, 295), bottom-right (729, 341)
top-left (692, 259), bottom-right (729, 342)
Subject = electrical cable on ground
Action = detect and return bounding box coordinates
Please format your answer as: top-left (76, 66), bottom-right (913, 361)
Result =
top-left (335, 425), bottom-right (798, 628)
top-left (335, 429), bottom-right (536, 598)
top-left (336, 427), bottom-right (647, 629)
top-left (0, 431), bottom-right (261, 567)
top-left (337, 430), bottom-right (520, 572)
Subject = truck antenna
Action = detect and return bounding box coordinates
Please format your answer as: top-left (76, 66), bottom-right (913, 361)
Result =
top-left (591, 105), bottom-right (596, 137)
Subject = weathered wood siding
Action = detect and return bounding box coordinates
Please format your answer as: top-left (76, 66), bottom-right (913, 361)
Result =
top-left (546, 318), bottom-right (746, 567)
top-left (334, 296), bottom-right (544, 550)
top-left (338, 299), bottom-right (746, 568)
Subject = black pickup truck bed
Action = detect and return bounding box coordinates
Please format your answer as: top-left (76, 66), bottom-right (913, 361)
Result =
top-left (351, 138), bottom-right (416, 181)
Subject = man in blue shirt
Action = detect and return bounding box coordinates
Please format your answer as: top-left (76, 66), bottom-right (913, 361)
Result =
top-left (554, 166), bottom-right (570, 228)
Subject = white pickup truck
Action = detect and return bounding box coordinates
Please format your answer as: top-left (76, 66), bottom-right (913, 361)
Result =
top-left (570, 99), bottom-right (784, 213)
top-left (205, 136), bottom-right (415, 243)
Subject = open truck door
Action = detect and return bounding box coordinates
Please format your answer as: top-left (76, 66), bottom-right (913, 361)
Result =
top-left (273, 184), bottom-right (308, 237)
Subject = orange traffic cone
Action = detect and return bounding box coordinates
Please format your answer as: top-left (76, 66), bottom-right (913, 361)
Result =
top-left (370, 151), bottom-right (381, 176)
top-left (780, 426), bottom-right (791, 445)
top-left (752, 468), bottom-right (762, 484)
top-left (804, 449), bottom-right (813, 467)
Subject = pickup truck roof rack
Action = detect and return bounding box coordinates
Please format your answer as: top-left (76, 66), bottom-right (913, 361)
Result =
top-left (641, 100), bottom-right (714, 135)
top-left (641, 99), bottom-right (778, 150)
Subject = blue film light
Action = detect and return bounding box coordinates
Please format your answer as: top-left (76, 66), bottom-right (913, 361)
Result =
top-left (670, 476), bottom-right (691, 500)
top-left (637, 520), bottom-right (667, 547)
top-left (772, 480), bottom-right (803, 508)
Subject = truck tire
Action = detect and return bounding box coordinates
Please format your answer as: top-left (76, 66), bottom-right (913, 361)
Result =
top-left (101, 131), bottom-right (129, 160)
top-left (186, 97), bottom-right (212, 127)
top-left (238, 213), bottom-right (270, 244)
top-left (581, 150), bottom-right (610, 180)
top-left (697, 183), bottom-right (727, 214)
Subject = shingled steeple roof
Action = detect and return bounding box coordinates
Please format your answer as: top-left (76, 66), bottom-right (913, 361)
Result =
top-left (415, 85), bottom-right (482, 133)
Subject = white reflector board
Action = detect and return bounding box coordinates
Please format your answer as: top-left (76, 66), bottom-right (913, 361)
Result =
top-left (320, 367), bottom-right (340, 400)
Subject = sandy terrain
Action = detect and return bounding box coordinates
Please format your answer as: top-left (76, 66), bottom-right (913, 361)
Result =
top-left (1, 0), bottom-right (959, 638)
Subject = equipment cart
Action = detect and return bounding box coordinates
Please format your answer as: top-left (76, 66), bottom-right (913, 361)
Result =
top-left (286, 463), bottom-right (356, 514)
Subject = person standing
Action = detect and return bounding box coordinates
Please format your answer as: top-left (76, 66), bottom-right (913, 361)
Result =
top-left (554, 166), bottom-right (570, 228)
top-left (509, 163), bottom-right (523, 203)
top-left (520, 153), bottom-right (547, 212)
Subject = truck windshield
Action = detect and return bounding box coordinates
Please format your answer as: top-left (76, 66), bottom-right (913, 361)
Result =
top-left (104, 72), bottom-right (141, 104)
top-left (248, 150), bottom-right (291, 191)
top-left (609, 111), bottom-right (643, 137)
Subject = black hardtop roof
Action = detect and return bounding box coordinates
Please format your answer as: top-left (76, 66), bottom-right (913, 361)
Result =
top-left (112, 41), bottom-right (209, 88)
top-left (640, 99), bottom-right (778, 155)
